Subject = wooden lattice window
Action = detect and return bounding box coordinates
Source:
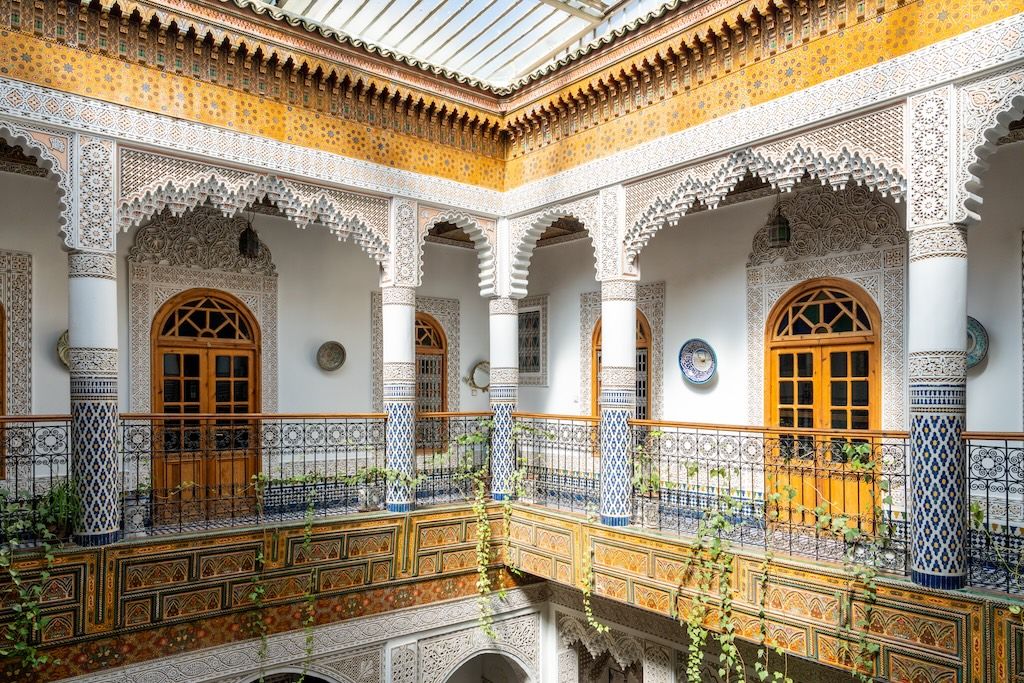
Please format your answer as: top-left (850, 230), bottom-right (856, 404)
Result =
top-left (592, 311), bottom-right (652, 419)
top-left (415, 313), bottom-right (447, 414)
top-left (159, 294), bottom-right (254, 341)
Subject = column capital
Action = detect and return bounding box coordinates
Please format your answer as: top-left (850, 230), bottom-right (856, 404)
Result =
top-left (600, 279), bottom-right (637, 301)
top-left (381, 285), bottom-right (416, 306)
top-left (489, 296), bottom-right (518, 315)
top-left (908, 224), bottom-right (967, 263)
top-left (68, 250), bottom-right (116, 279)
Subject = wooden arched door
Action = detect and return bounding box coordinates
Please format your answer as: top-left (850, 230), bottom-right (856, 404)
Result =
top-left (152, 289), bottom-right (260, 523)
top-left (764, 278), bottom-right (881, 529)
top-left (591, 311), bottom-right (652, 419)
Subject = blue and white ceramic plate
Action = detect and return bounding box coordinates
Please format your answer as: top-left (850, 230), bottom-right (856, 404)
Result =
top-left (679, 338), bottom-right (716, 384)
top-left (966, 316), bottom-right (988, 369)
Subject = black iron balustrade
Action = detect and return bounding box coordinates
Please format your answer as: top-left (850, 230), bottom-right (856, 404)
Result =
top-left (629, 420), bottom-right (911, 575)
top-left (120, 413), bottom-right (387, 534)
top-left (414, 412), bottom-right (491, 506)
top-left (0, 416), bottom-right (73, 544)
top-left (965, 432), bottom-right (1024, 594)
top-left (513, 413), bottom-right (601, 515)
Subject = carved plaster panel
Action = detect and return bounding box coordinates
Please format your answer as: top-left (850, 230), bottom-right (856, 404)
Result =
top-left (418, 613), bottom-right (540, 683)
top-left (0, 119), bottom-right (74, 246)
top-left (127, 208), bottom-right (278, 411)
top-left (955, 66), bottom-right (1024, 225)
top-left (61, 585), bottom-right (548, 683)
top-left (581, 282), bottom-right (665, 420)
top-left (505, 14), bottom-right (1024, 212)
top-left (746, 187), bottom-right (906, 429)
top-left (0, 251), bottom-right (30, 416)
top-left (119, 149), bottom-right (389, 264)
top-left (625, 106), bottom-right (907, 266)
top-left (371, 293), bottom-right (459, 412)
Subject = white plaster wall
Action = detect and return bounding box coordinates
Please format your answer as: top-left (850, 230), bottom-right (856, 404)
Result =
top-left (0, 171), bottom-right (70, 413)
top-left (520, 198), bottom-right (769, 424)
top-left (112, 214), bottom-right (488, 414)
top-left (966, 141), bottom-right (1024, 432)
top-left (420, 242), bottom-right (491, 412)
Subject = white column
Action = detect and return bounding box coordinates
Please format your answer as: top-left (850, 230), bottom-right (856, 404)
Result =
top-left (68, 251), bottom-right (121, 545)
top-left (905, 86), bottom-right (970, 589)
top-left (907, 225), bottom-right (968, 589)
top-left (489, 297), bottom-right (518, 500)
top-left (599, 279), bottom-right (637, 526)
top-left (382, 286), bottom-right (416, 512)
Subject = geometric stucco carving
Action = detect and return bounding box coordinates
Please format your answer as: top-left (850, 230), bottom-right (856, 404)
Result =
top-left (508, 194), bottom-right (600, 298)
top-left (119, 148), bottom-right (390, 264)
top-left (624, 106), bottom-right (907, 265)
top-left (747, 185), bottom-right (907, 429)
top-left (955, 66), bottom-right (1024, 225)
top-left (0, 118), bottom-right (74, 248)
top-left (0, 250), bottom-right (31, 415)
top-left (127, 207), bottom-right (279, 412)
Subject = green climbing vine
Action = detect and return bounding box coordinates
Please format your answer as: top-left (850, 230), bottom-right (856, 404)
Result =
top-left (630, 431), bottom-right (893, 683)
top-left (0, 479), bottom-right (81, 673)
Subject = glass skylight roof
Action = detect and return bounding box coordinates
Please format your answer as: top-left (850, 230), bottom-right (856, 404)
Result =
top-left (265, 0), bottom-right (676, 90)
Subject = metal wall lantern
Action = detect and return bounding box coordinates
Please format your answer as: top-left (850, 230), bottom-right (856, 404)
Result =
top-left (766, 196), bottom-right (791, 248)
top-left (238, 214), bottom-right (261, 259)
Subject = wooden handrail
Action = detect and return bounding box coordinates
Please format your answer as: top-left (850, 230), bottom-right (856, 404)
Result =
top-left (416, 411), bottom-right (493, 418)
top-left (512, 412), bottom-right (600, 423)
top-left (629, 418), bottom-right (909, 439)
top-left (963, 432), bottom-right (1024, 440)
top-left (0, 414), bottom-right (71, 423)
top-left (119, 412), bottom-right (387, 420)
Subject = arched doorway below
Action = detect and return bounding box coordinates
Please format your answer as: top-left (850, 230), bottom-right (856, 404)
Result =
top-left (151, 288), bottom-right (261, 524)
top-left (443, 652), bottom-right (531, 683)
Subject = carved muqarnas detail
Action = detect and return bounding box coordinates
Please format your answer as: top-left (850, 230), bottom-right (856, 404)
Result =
top-left (128, 207), bottom-right (277, 276)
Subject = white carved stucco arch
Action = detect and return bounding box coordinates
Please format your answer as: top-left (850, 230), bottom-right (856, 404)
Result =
top-left (418, 207), bottom-right (498, 297)
top-left (118, 148), bottom-right (390, 265)
top-left (956, 66), bottom-right (1024, 226)
top-left (625, 116), bottom-right (908, 265)
top-left (235, 665), bottom-right (349, 683)
top-left (0, 118), bottom-right (74, 248)
top-left (435, 647), bottom-right (534, 683)
top-left (508, 195), bottom-right (600, 298)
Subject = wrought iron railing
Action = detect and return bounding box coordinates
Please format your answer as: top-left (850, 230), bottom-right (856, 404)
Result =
top-left (120, 413), bottom-right (387, 534)
top-left (514, 413), bottom-right (601, 515)
top-left (414, 412), bottom-right (491, 506)
top-left (629, 420), bottom-right (911, 573)
top-left (965, 432), bottom-right (1024, 594)
top-left (0, 416), bottom-right (74, 543)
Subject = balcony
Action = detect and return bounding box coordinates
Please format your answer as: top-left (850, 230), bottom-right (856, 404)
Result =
top-left (1, 412), bottom-right (1021, 595)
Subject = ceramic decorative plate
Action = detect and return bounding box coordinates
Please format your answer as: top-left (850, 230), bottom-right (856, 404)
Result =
top-left (966, 316), bottom-right (988, 369)
top-left (679, 338), bottom-right (716, 384)
top-left (316, 341), bottom-right (346, 371)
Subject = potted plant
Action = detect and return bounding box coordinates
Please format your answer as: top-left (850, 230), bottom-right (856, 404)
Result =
top-left (35, 479), bottom-right (80, 542)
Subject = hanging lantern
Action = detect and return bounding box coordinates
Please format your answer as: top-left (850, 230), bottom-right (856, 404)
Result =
top-left (239, 219), bottom-right (261, 259)
top-left (766, 198), bottom-right (791, 248)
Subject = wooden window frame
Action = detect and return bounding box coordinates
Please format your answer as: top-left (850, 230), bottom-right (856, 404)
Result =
top-left (151, 288), bottom-right (262, 412)
top-left (764, 277), bottom-right (882, 431)
top-left (414, 312), bottom-right (447, 414)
